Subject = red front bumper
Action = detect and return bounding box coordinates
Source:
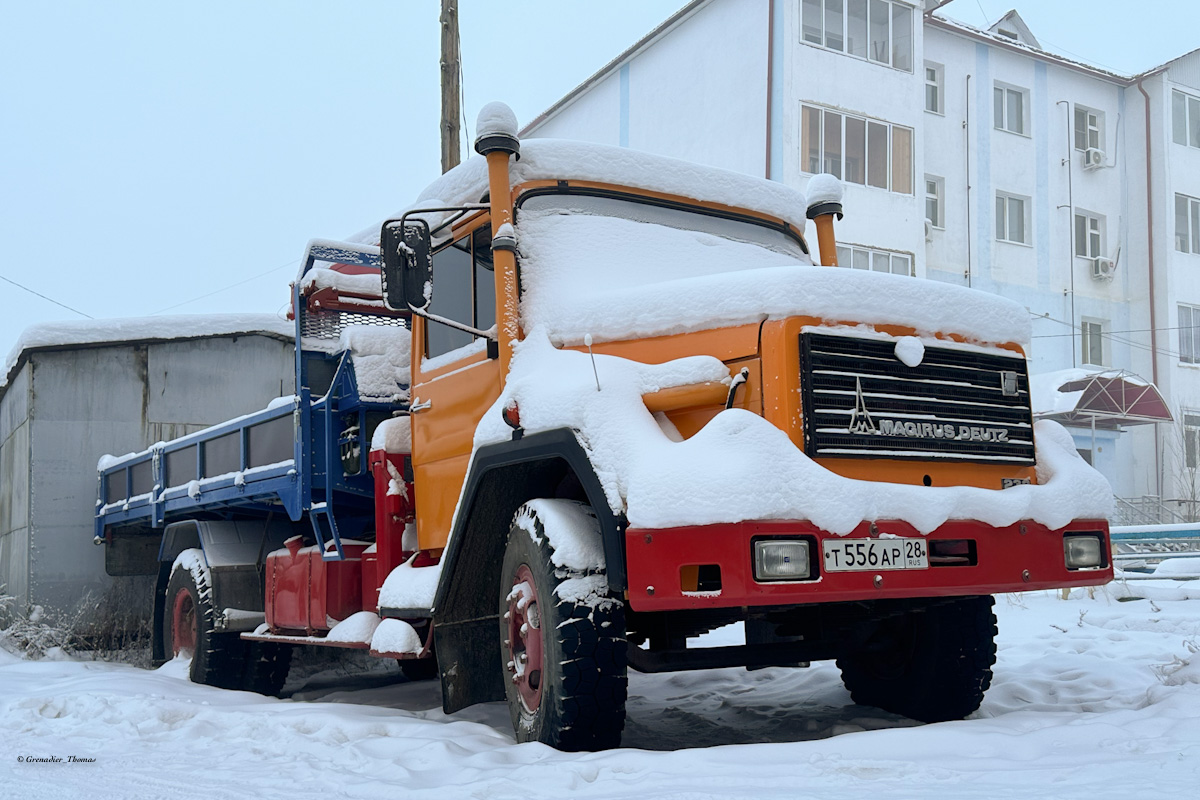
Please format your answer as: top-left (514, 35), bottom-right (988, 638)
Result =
top-left (624, 518), bottom-right (1111, 612)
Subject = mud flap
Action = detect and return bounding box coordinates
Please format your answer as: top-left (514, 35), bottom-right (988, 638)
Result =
top-left (435, 617), bottom-right (505, 714)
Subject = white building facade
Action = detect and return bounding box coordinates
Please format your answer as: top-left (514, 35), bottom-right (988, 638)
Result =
top-left (524, 0), bottom-right (1200, 515)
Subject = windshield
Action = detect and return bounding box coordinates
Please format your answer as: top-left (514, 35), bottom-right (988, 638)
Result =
top-left (518, 192), bottom-right (807, 259)
top-left (513, 190), bottom-right (814, 341)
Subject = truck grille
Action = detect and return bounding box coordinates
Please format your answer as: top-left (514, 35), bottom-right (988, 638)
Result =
top-left (799, 332), bottom-right (1035, 464)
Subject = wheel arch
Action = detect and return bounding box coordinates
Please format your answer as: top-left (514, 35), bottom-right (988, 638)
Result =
top-left (430, 428), bottom-right (626, 714)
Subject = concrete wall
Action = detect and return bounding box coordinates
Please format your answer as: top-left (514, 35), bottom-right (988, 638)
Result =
top-left (0, 363), bottom-right (31, 618)
top-left (0, 333), bottom-right (294, 629)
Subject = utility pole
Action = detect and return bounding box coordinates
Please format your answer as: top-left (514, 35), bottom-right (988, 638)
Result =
top-left (440, 0), bottom-right (461, 173)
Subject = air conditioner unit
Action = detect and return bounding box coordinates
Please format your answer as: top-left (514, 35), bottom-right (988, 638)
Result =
top-left (1091, 256), bottom-right (1115, 280)
top-left (1083, 148), bottom-right (1105, 170)
top-left (924, 219), bottom-right (933, 241)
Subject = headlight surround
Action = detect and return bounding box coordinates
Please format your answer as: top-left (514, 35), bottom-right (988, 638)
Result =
top-left (1063, 534), bottom-right (1105, 569)
top-left (753, 540), bottom-right (812, 581)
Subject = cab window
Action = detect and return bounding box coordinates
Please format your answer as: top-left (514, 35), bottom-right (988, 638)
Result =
top-left (426, 226), bottom-right (496, 359)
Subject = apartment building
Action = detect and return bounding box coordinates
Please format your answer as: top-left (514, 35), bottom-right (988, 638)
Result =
top-left (523, 0), bottom-right (1200, 511)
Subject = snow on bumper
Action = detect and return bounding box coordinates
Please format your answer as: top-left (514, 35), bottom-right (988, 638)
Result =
top-left (625, 517), bottom-right (1112, 612)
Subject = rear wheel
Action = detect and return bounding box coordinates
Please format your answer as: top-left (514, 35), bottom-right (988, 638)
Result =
top-left (499, 500), bottom-right (627, 751)
top-left (164, 549), bottom-right (247, 690)
top-left (837, 595), bottom-right (997, 723)
top-left (164, 549), bottom-right (291, 695)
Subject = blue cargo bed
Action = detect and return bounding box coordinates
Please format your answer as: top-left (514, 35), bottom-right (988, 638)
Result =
top-left (94, 238), bottom-right (410, 561)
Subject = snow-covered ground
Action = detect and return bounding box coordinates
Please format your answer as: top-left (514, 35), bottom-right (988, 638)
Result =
top-left (4, 584), bottom-right (1199, 799)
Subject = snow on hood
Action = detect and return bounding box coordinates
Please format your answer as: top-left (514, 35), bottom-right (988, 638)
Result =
top-left (474, 331), bottom-right (1113, 533)
top-left (3, 313), bottom-right (294, 389)
top-left (348, 138), bottom-right (812, 243)
top-left (518, 210), bottom-right (1031, 348)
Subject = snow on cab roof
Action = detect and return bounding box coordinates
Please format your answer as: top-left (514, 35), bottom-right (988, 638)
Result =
top-left (349, 138), bottom-right (812, 242)
top-left (2, 313), bottom-right (294, 390)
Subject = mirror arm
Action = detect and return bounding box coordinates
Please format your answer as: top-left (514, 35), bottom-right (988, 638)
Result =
top-left (383, 203), bottom-right (491, 237)
top-left (407, 307), bottom-right (497, 341)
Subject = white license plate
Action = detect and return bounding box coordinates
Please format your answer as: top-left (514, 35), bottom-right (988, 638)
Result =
top-left (823, 538), bottom-right (929, 572)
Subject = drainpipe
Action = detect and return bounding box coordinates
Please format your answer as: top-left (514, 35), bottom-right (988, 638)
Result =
top-left (964, 74), bottom-right (972, 288)
top-left (1137, 76), bottom-right (1162, 498)
top-left (1056, 100), bottom-right (1077, 368)
top-left (765, 0), bottom-right (774, 180)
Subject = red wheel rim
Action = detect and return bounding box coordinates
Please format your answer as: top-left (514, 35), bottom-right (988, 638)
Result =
top-left (506, 564), bottom-right (543, 713)
top-left (171, 588), bottom-right (197, 656)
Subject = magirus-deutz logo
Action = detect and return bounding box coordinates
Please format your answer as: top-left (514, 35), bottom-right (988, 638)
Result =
top-left (847, 378), bottom-right (1009, 443)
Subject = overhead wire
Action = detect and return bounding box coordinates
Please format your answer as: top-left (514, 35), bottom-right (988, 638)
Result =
top-left (1029, 310), bottom-right (1186, 362)
top-left (150, 259), bottom-right (297, 315)
top-left (0, 272), bottom-right (93, 319)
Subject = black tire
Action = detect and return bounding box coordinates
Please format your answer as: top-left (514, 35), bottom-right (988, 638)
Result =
top-left (837, 595), bottom-right (997, 723)
top-left (163, 549), bottom-right (247, 690)
top-left (499, 500), bottom-right (627, 751)
top-left (243, 642), bottom-right (293, 696)
top-left (398, 657), bottom-right (439, 681)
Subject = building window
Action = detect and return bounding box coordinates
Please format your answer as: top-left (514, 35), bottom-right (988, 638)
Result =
top-left (1074, 106), bottom-right (1103, 151)
top-left (836, 244), bottom-right (912, 276)
top-left (801, 103), bottom-right (913, 194)
top-left (1074, 211), bottom-right (1104, 258)
top-left (801, 0), bottom-right (913, 72)
top-left (995, 192), bottom-right (1029, 244)
top-left (925, 62), bottom-right (943, 114)
top-left (994, 83), bottom-right (1028, 135)
top-left (1184, 413), bottom-right (1200, 469)
top-left (1179, 304), bottom-right (1200, 365)
top-left (1173, 90), bottom-right (1200, 148)
top-left (1177, 194), bottom-right (1200, 253)
top-left (925, 175), bottom-right (944, 228)
top-left (1081, 319), bottom-right (1106, 366)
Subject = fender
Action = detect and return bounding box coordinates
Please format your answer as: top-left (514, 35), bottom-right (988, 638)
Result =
top-left (426, 428), bottom-right (626, 713)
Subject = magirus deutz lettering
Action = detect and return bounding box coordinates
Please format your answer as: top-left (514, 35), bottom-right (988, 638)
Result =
top-left (848, 377), bottom-right (1008, 442)
top-left (876, 418), bottom-right (1010, 443)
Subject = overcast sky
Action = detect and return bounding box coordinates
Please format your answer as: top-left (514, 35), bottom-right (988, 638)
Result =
top-left (1, 0), bottom-right (1196, 355)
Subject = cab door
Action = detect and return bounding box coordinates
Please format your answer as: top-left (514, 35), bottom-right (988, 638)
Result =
top-left (409, 225), bottom-right (501, 552)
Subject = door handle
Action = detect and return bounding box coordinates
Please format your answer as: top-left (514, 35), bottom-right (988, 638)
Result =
top-left (410, 398), bottom-right (433, 413)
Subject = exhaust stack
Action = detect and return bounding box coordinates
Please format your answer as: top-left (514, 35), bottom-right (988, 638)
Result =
top-left (805, 173), bottom-right (844, 267)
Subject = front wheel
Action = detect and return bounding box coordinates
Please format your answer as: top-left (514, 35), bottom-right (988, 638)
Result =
top-left (499, 499), bottom-right (628, 751)
top-left (837, 595), bottom-right (997, 723)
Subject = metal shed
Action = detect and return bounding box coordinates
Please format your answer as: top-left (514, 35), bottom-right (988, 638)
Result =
top-left (0, 314), bottom-right (295, 633)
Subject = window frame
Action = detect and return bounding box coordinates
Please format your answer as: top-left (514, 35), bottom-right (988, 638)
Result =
top-left (925, 61), bottom-right (944, 115)
top-left (925, 174), bottom-right (944, 229)
top-left (1184, 411), bottom-right (1200, 469)
top-left (800, 102), bottom-right (914, 195)
top-left (1177, 193), bottom-right (1200, 254)
top-left (1073, 209), bottom-right (1105, 259)
top-left (1172, 89), bottom-right (1200, 149)
top-left (993, 82), bottom-right (1030, 137)
top-left (1074, 105), bottom-right (1104, 152)
top-left (1080, 318), bottom-right (1106, 367)
top-left (800, 0), bottom-right (915, 73)
top-left (995, 191), bottom-right (1031, 246)
top-left (835, 243), bottom-right (913, 276)
top-left (1179, 303), bottom-right (1200, 366)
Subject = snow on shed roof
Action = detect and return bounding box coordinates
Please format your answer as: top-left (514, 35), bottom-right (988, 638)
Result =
top-left (348, 137), bottom-right (812, 243)
top-left (2, 313), bottom-right (294, 391)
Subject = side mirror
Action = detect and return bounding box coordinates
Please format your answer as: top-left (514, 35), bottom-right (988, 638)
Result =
top-left (381, 221), bottom-right (433, 312)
